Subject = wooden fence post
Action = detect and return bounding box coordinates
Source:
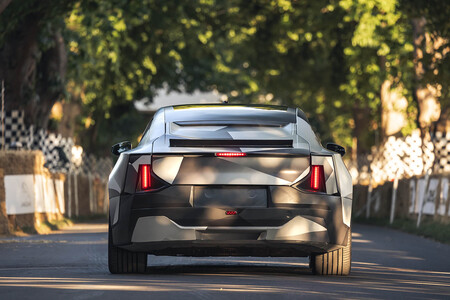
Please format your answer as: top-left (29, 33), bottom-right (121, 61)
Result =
top-left (390, 170), bottom-right (400, 224)
top-left (67, 171), bottom-right (72, 218)
top-left (88, 172), bottom-right (94, 213)
top-left (366, 174), bottom-right (373, 219)
top-left (74, 172), bottom-right (79, 217)
top-left (1, 80), bottom-right (4, 150)
top-left (417, 169), bottom-right (431, 227)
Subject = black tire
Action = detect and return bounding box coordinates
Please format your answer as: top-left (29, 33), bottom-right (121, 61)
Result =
top-left (108, 223), bottom-right (147, 274)
top-left (310, 228), bottom-right (351, 275)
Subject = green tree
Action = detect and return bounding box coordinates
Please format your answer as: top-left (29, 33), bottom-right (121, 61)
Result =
top-left (0, 0), bottom-right (76, 128)
top-left (1, 0), bottom-right (448, 159)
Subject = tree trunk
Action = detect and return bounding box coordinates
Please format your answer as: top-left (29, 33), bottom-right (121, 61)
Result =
top-left (31, 30), bottom-right (67, 129)
top-left (433, 106), bottom-right (449, 133)
top-left (412, 17), bottom-right (442, 174)
top-left (412, 18), bottom-right (441, 131)
top-left (0, 15), bottom-right (66, 129)
top-left (380, 80), bottom-right (408, 139)
top-left (352, 101), bottom-right (371, 168)
top-left (0, 0), bottom-right (12, 15)
top-left (0, 13), bottom-right (40, 115)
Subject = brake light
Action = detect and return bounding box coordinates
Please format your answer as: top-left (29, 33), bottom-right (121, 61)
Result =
top-left (297, 164), bottom-right (326, 193)
top-left (311, 165), bottom-right (320, 190)
top-left (215, 152), bottom-right (247, 157)
top-left (310, 165), bottom-right (325, 191)
top-left (139, 164), bottom-right (151, 190)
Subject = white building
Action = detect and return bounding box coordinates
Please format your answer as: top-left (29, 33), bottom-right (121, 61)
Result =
top-left (134, 89), bottom-right (223, 113)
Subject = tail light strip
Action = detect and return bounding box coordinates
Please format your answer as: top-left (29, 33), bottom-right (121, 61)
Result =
top-left (139, 164), bottom-right (151, 190)
top-left (296, 164), bottom-right (326, 193)
top-left (309, 164), bottom-right (326, 192)
top-left (136, 163), bottom-right (168, 192)
top-left (215, 152), bottom-right (247, 157)
top-left (311, 165), bottom-right (321, 190)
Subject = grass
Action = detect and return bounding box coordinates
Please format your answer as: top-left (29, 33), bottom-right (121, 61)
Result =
top-left (45, 218), bottom-right (74, 230)
top-left (354, 216), bottom-right (450, 245)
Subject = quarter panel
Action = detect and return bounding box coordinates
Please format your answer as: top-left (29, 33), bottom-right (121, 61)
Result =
top-left (108, 153), bottom-right (129, 196)
top-left (333, 153), bottom-right (353, 227)
top-left (311, 155), bottom-right (338, 195)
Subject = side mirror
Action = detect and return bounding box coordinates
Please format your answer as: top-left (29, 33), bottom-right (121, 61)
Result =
top-left (326, 143), bottom-right (345, 156)
top-left (111, 141), bottom-right (132, 156)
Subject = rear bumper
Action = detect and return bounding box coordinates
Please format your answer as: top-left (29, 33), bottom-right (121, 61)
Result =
top-left (121, 215), bottom-right (348, 256)
top-left (122, 241), bottom-right (342, 257)
top-left (131, 215), bottom-right (329, 242)
top-left (110, 186), bottom-right (351, 256)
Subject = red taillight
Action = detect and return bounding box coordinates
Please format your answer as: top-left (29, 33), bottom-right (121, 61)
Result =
top-left (296, 164), bottom-right (326, 193)
top-left (139, 164), bottom-right (151, 190)
top-left (311, 165), bottom-right (320, 190)
top-left (310, 165), bottom-right (325, 192)
top-left (215, 152), bottom-right (247, 157)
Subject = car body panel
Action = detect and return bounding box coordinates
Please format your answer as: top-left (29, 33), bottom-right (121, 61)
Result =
top-left (109, 104), bottom-right (352, 257)
top-left (152, 155), bottom-right (310, 185)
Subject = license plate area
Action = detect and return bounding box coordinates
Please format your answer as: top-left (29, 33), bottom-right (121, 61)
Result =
top-left (193, 186), bottom-right (267, 208)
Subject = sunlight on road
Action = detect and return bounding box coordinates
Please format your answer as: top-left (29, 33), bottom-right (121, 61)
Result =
top-left (0, 262), bottom-right (449, 298)
top-left (0, 223), bottom-right (449, 299)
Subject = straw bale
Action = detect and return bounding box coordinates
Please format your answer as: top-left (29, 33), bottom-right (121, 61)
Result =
top-left (0, 169), bottom-right (11, 235)
top-left (0, 150), bottom-right (46, 175)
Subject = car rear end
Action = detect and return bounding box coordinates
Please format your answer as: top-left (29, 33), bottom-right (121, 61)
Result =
top-left (108, 105), bottom-right (352, 273)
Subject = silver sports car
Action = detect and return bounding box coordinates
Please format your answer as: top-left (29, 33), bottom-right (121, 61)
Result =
top-left (108, 104), bottom-right (352, 275)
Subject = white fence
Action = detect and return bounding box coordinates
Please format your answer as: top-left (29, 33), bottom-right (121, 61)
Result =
top-left (350, 130), bottom-right (450, 185)
top-left (0, 110), bottom-right (113, 178)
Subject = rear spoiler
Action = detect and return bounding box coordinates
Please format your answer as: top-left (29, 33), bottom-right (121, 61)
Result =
top-left (169, 139), bottom-right (293, 148)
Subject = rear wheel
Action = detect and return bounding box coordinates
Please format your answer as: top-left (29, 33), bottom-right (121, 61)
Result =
top-left (108, 222), bottom-right (147, 274)
top-left (310, 228), bottom-right (351, 275)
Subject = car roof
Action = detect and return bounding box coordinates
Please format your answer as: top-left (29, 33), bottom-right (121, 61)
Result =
top-left (163, 104), bottom-right (301, 125)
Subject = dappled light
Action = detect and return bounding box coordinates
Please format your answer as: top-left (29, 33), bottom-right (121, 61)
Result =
top-left (0, 223), bottom-right (449, 298)
top-left (0, 259), bottom-right (448, 297)
top-left (0, 0), bottom-right (449, 299)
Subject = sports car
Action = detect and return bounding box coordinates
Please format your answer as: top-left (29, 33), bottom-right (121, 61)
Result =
top-left (108, 104), bottom-right (352, 275)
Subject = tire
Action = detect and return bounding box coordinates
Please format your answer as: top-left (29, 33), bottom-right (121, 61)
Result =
top-left (108, 222), bottom-right (147, 274)
top-left (310, 228), bottom-right (351, 275)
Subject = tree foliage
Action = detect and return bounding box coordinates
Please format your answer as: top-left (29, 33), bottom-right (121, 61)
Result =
top-left (0, 0), bottom-right (76, 127)
top-left (1, 0), bottom-right (448, 156)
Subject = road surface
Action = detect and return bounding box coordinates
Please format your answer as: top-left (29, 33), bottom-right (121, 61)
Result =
top-left (0, 222), bottom-right (449, 299)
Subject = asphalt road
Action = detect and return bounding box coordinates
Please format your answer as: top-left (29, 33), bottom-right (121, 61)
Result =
top-left (0, 223), bottom-right (449, 299)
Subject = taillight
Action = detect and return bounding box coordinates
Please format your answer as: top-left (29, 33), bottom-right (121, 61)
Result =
top-left (139, 164), bottom-right (151, 190)
top-left (310, 165), bottom-right (325, 192)
top-left (216, 152), bottom-right (247, 157)
top-left (297, 164), bottom-right (326, 193)
top-left (311, 165), bottom-right (321, 190)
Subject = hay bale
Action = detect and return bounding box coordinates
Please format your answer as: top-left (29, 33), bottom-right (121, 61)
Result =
top-left (0, 168), bottom-right (11, 235)
top-left (0, 150), bottom-right (46, 175)
top-left (0, 151), bottom-right (64, 233)
top-left (8, 214), bottom-right (35, 230)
